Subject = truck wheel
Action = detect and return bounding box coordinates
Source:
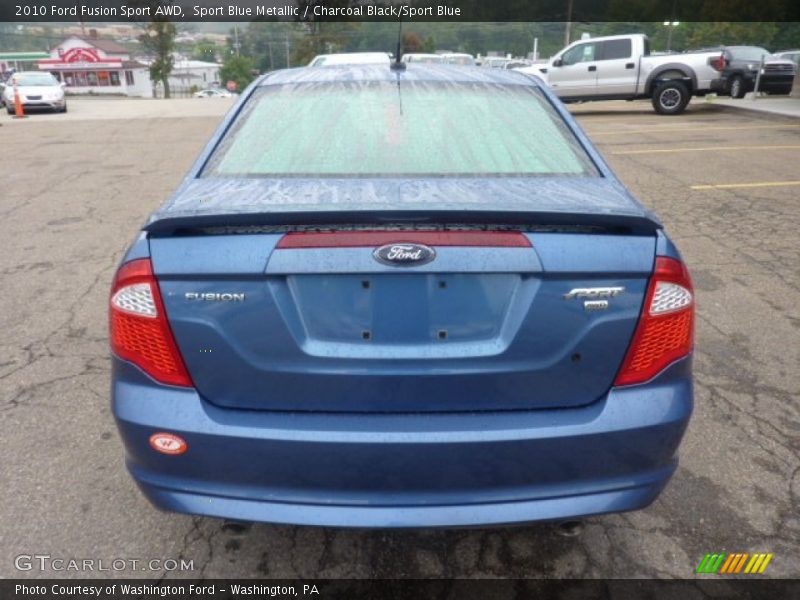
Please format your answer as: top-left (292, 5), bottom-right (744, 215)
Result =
top-left (729, 75), bottom-right (746, 99)
top-left (652, 81), bottom-right (690, 115)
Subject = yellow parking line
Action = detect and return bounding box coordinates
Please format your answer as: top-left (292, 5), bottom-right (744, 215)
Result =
top-left (589, 124), bottom-right (800, 136)
top-left (691, 180), bottom-right (800, 190)
top-left (613, 145), bottom-right (800, 155)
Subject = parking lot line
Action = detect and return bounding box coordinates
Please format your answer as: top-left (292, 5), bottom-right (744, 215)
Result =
top-left (588, 124), bottom-right (800, 136)
top-left (575, 116), bottom-right (750, 125)
top-left (690, 180), bottom-right (800, 190)
top-left (575, 117), bottom-right (693, 125)
top-left (613, 145), bottom-right (800, 155)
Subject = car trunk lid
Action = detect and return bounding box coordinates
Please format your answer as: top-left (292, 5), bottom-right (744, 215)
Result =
top-left (151, 225), bottom-right (655, 413)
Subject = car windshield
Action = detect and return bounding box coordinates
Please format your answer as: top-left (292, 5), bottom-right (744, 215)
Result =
top-left (204, 80), bottom-right (598, 177)
top-left (730, 47), bottom-right (771, 61)
top-left (12, 73), bottom-right (57, 86)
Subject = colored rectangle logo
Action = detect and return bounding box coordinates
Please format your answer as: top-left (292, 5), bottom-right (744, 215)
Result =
top-left (696, 553), bottom-right (773, 574)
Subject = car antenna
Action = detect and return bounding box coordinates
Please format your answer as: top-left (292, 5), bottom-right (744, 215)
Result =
top-left (391, 16), bottom-right (406, 71)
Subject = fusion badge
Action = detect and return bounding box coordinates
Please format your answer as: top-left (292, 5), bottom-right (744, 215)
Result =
top-left (185, 292), bottom-right (245, 302)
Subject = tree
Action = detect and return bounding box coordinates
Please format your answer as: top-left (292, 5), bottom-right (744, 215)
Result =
top-left (220, 55), bottom-right (257, 92)
top-left (291, 22), bottom-right (361, 66)
top-left (771, 22), bottom-right (800, 51)
top-left (238, 22), bottom-right (299, 72)
top-left (402, 31), bottom-right (424, 53)
top-left (683, 22), bottom-right (779, 50)
top-left (134, 1), bottom-right (177, 98)
top-left (192, 40), bottom-right (219, 62)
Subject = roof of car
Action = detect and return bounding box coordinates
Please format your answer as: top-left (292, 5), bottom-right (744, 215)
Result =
top-left (258, 64), bottom-right (541, 88)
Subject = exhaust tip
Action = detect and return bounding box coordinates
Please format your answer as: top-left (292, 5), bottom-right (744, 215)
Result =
top-left (556, 520), bottom-right (584, 537)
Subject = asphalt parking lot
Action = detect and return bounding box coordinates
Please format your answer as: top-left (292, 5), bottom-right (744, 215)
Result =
top-left (1, 97), bottom-right (798, 579)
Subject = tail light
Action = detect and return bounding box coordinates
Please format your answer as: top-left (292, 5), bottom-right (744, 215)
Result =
top-left (109, 258), bottom-right (192, 387)
top-left (709, 55), bottom-right (727, 71)
top-left (614, 257), bottom-right (694, 386)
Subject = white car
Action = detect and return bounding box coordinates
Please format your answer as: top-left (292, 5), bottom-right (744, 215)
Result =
top-left (308, 53), bottom-right (391, 67)
top-left (193, 88), bottom-right (233, 98)
top-left (401, 53), bottom-right (444, 64)
top-left (775, 50), bottom-right (800, 68)
top-left (3, 71), bottom-right (67, 114)
top-left (440, 53), bottom-right (476, 66)
top-left (481, 57), bottom-right (512, 69)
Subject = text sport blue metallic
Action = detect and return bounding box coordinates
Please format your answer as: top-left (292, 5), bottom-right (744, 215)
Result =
top-left (110, 65), bottom-right (694, 527)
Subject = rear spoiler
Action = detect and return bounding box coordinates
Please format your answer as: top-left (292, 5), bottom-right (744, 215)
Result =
top-left (144, 209), bottom-right (662, 237)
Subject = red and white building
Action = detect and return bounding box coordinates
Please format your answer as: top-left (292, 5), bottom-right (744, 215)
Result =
top-left (38, 36), bottom-right (152, 97)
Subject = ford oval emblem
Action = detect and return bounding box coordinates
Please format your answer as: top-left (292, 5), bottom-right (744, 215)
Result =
top-left (373, 243), bottom-right (436, 267)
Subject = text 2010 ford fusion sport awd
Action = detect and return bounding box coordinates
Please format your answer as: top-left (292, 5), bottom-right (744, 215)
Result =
top-left (110, 64), bottom-right (694, 528)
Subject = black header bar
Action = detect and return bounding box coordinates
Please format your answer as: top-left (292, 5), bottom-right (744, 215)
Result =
top-left (2, 1), bottom-right (800, 23)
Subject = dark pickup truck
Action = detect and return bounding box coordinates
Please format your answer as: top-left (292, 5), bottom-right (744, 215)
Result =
top-left (705, 46), bottom-right (797, 98)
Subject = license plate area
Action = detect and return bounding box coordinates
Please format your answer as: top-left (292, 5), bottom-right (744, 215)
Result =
top-left (285, 273), bottom-right (520, 346)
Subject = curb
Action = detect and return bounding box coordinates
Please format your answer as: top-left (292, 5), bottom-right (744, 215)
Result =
top-left (702, 95), bottom-right (800, 119)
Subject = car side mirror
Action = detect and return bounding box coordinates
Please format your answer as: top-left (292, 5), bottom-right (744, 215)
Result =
top-left (60, 82), bottom-right (67, 89)
top-left (552, 58), bottom-right (563, 67)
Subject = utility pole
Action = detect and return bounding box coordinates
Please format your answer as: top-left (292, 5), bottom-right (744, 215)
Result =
top-left (233, 25), bottom-right (241, 57)
top-left (564, 0), bottom-right (573, 47)
top-left (268, 41), bottom-right (274, 71)
top-left (665, 0), bottom-right (678, 52)
top-left (664, 21), bottom-right (679, 53)
top-left (285, 32), bottom-right (290, 68)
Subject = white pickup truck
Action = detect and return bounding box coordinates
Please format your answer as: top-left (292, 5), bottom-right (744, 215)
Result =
top-left (519, 34), bottom-right (725, 115)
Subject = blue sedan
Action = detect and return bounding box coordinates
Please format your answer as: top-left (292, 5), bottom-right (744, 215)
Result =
top-left (110, 64), bottom-right (694, 527)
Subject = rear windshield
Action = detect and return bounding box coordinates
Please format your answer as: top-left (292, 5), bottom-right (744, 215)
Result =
top-left (730, 47), bottom-right (770, 61)
top-left (203, 80), bottom-right (599, 178)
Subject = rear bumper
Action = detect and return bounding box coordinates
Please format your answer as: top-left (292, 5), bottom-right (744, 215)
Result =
top-left (112, 357), bottom-right (693, 528)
